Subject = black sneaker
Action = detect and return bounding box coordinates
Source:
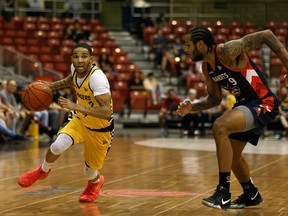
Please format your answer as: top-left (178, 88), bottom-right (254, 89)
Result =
top-left (201, 185), bottom-right (231, 209)
top-left (230, 189), bottom-right (264, 209)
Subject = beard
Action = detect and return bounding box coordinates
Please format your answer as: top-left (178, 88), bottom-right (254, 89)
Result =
top-left (192, 48), bottom-right (204, 62)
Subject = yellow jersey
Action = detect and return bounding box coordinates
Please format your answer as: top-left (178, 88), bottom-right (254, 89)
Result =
top-left (72, 65), bottom-right (113, 130)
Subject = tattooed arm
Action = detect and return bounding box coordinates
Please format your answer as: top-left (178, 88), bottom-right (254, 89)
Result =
top-left (47, 75), bottom-right (73, 91)
top-left (58, 93), bottom-right (112, 120)
top-left (219, 29), bottom-right (288, 70)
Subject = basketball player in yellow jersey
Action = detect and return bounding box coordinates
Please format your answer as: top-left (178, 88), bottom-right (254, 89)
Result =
top-left (18, 43), bottom-right (114, 203)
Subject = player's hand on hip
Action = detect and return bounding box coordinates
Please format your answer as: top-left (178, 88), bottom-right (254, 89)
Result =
top-left (176, 100), bottom-right (193, 116)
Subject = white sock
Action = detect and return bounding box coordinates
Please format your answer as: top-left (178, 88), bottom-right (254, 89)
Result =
top-left (41, 159), bottom-right (52, 172)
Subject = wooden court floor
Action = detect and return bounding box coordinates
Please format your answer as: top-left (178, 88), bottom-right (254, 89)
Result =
top-left (0, 128), bottom-right (287, 216)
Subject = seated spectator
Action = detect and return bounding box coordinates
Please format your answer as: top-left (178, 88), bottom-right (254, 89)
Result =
top-left (97, 53), bottom-right (113, 73)
top-left (182, 88), bottom-right (201, 136)
top-left (62, 25), bottom-right (74, 41)
top-left (105, 63), bottom-right (118, 80)
top-left (2, 0), bottom-right (15, 21)
top-left (177, 53), bottom-right (193, 92)
top-left (128, 71), bottom-right (144, 91)
top-left (137, 13), bottom-right (154, 40)
top-left (143, 72), bottom-right (161, 105)
top-left (26, 0), bottom-right (45, 17)
top-left (62, 0), bottom-right (83, 19)
top-left (0, 117), bottom-right (28, 142)
top-left (159, 88), bottom-right (182, 135)
top-left (0, 79), bottom-right (29, 134)
top-left (71, 20), bottom-right (92, 43)
top-left (155, 12), bottom-right (168, 29)
top-left (152, 29), bottom-right (168, 75)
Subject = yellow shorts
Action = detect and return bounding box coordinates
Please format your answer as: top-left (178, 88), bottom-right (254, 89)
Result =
top-left (58, 116), bottom-right (113, 170)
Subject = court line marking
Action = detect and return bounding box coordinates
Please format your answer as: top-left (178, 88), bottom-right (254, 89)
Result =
top-left (134, 138), bottom-right (288, 155)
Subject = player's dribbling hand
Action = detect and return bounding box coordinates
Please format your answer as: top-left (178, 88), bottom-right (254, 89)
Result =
top-left (58, 96), bottom-right (75, 110)
top-left (176, 100), bottom-right (193, 116)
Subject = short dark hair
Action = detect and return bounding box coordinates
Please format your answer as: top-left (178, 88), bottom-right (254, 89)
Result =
top-left (188, 27), bottom-right (216, 52)
top-left (73, 43), bottom-right (92, 55)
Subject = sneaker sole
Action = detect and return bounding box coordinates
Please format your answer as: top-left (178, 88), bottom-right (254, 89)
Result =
top-left (230, 199), bottom-right (264, 209)
top-left (201, 200), bottom-right (223, 210)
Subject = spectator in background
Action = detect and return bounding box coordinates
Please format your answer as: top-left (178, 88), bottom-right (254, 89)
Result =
top-left (182, 88), bottom-right (201, 136)
top-left (279, 86), bottom-right (288, 139)
top-left (62, 25), bottom-right (74, 41)
top-left (71, 20), bottom-right (92, 43)
top-left (177, 53), bottom-right (192, 92)
top-left (97, 53), bottom-right (112, 73)
top-left (26, 0), bottom-right (45, 17)
top-left (152, 29), bottom-right (168, 76)
top-left (62, 0), bottom-right (83, 19)
top-left (128, 71), bottom-right (144, 91)
top-left (104, 63), bottom-right (118, 80)
top-left (155, 12), bottom-right (168, 28)
top-left (159, 88), bottom-right (182, 135)
top-left (2, 0), bottom-right (15, 21)
top-left (0, 79), bottom-right (29, 134)
top-left (137, 13), bottom-right (154, 40)
top-left (143, 72), bottom-right (161, 105)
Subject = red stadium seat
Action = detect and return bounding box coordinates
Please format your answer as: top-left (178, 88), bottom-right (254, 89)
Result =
top-left (51, 24), bottom-right (64, 32)
top-left (230, 21), bottom-right (241, 29)
top-left (173, 26), bottom-right (187, 38)
top-left (55, 63), bottom-right (69, 75)
top-left (194, 82), bottom-right (207, 98)
top-left (143, 27), bottom-right (156, 45)
top-left (184, 20), bottom-right (195, 32)
top-left (129, 91), bottom-right (147, 113)
top-left (16, 45), bottom-right (28, 54)
top-left (14, 38), bottom-right (26, 46)
top-left (186, 73), bottom-right (202, 90)
top-left (146, 90), bottom-right (161, 111)
top-left (115, 55), bottom-right (130, 64)
top-left (113, 81), bottom-right (129, 103)
top-left (4, 30), bottom-right (16, 38)
top-left (38, 23), bottom-right (50, 32)
top-left (43, 62), bottom-right (55, 70)
top-left (113, 64), bottom-right (127, 73)
top-left (11, 16), bottom-right (24, 30)
top-left (112, 91), bottom-right (125, 112)
top-left (1, 37), bottom-right (14, 46)
top-left (117, 73), bottom-right (131, 82)
top-left (49, 17), bottom-right (61, 25)
top-left (48, 31), bottom-right (61, 39)
top-left (270, 58), bottom-right (283, 78)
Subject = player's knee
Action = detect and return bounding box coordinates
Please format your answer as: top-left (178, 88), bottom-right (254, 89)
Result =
top-left (84, 166), bottom-right (98, 180)
top-left (50, 134), bottom-right (73, 155)
top-left (212, 119), bottom-right (227, 135)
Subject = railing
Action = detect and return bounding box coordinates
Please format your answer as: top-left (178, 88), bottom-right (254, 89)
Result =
top-left (2, 0), bottom-right (102, 19)
top-left (0, 46), bottom-right (63, 82)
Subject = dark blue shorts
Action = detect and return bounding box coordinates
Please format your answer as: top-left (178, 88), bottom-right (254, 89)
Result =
top-left (229, 97), bottom-right (279, 145)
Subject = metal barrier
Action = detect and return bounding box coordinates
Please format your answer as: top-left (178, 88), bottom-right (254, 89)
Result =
top-left (0, 46), bottom-right (63, 83)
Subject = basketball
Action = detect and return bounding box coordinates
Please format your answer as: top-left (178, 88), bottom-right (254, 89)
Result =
top-left (22, 81), bottom-right (53, 111)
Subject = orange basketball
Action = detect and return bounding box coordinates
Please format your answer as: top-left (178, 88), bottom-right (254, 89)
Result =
top-left (22, 81), bottom-right (53, 111)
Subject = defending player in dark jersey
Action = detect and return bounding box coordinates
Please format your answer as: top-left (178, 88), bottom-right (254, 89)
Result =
top-left (177, 27), bottom-right (288, 209)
